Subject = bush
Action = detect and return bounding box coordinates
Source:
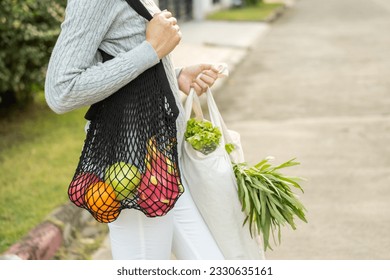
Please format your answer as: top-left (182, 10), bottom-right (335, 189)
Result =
top-left (0, 0), bottom-right (65, 109)
top-left (245, 0), bottom-right (262, 6)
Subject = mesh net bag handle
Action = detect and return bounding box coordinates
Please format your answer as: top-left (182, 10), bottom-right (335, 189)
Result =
top-left (125, 0), bottom-right (153, 21)
top-left (67, 0), bottom-right (184, 223)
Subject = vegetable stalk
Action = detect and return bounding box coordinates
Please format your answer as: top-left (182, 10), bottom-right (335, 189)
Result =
top-left (232, 157), bottom-right (307, 251)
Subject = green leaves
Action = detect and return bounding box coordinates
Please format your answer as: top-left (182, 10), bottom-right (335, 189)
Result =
top-left (0, 0), bottom-right (66, 107)
top-left (233, 158), bottom-right (307, 251)
top-left (225, 143), bottom-right (235, 154)
top-left (184, 118), bottom-right (222, 155)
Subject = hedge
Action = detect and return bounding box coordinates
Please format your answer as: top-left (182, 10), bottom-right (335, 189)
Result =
top-left (0, 0), bottom-right (66, 108)
top-left (245, 0), bottom-right (262, 6)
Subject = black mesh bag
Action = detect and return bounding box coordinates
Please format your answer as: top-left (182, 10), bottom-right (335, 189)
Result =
top-left (67, 0), bottom-right (184, 223)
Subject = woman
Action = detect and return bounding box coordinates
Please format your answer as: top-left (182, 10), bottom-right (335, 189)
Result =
top-left (45, 0), bottom-right (224, 260)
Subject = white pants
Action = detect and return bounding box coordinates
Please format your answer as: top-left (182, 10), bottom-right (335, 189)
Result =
top-left (107, 183), bottom-right (225, 260)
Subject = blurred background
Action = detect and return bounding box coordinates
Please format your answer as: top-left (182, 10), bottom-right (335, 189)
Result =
top-left (1, 0), bottom-right (389, 260)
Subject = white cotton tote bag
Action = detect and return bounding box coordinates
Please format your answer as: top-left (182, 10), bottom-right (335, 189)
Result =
top-left (181, 88), bottom-right (265, 260)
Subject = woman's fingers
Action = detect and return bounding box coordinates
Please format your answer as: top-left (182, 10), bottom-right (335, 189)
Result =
top-left (191, 83), bottom-right (204, 96)
top-left (191, 79), bottom-right (207, 95)
top-left (198, 73), bottom-right (215, 87)
top-left (158, 10), bottom-right (173, 18)
top-left (158, 11), bottom-right (178, 28)
top-left (172, 24), bottom-right (180, 32)
top-left (178, 64), bottom-right (224, 95)
top-left (168, 17), bottom-right (181, 37)
top-left (202, 68), bottom-right (219, 81)
top-left (167, 16), bottom-right (178, 25)
top-left (191, 70), bottom-right (219, 95)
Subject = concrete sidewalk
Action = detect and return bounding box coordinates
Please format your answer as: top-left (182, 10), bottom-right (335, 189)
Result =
top-left (212, 0), bottom-right (390, 259)
top-left (92, 20), bottom-right (271, 260)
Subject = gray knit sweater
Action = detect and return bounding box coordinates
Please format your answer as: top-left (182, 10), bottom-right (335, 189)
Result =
top-left (45, 0), bottom-right (186, 156)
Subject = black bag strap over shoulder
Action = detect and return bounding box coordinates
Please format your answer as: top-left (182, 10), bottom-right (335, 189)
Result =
top-left (125, 0), bottom-right (153, 21)
top-left (85, 0), bottom-right (178, 121)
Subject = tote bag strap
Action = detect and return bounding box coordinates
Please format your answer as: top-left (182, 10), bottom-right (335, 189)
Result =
top-left (206, 87), bottom-right (246, 163)
top-left (125, 0), bottom-right (153, 21)
top-left (205, 88), bottom-right (234, 146)
top-left (184, 89), bottom-right (204, 122)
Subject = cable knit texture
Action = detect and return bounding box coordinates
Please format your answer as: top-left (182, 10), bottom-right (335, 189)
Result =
top-left (45, 0), bottom-right (186, 157)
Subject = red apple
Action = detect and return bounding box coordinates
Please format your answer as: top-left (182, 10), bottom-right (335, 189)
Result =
top-left (68, 173), bottom-right (100, 207)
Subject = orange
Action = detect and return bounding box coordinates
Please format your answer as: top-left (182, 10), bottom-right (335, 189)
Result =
top-left (85, 182), bottom-right (121, 215)
top-left (93, 210), bottom-right (120, 223)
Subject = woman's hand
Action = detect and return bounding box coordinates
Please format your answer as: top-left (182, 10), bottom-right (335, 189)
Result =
top-left (146, 11), bottom-right (182, 59)
top-left (178, 64), bottom-right (220, 96)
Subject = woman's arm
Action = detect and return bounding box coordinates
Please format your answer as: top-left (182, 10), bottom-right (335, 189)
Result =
top-left (45, 0), bottom-right (159, 114)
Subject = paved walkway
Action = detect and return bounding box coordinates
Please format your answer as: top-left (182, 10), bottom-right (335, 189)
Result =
top-left (94, 0), bottom-right (390, 260)
top-left (214, 0), bottom-right (390, 259)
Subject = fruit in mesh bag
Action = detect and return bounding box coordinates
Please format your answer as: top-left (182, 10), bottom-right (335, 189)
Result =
top-left (104, 162), bottom-right (141, 201)
top-left (85, 182), bottom-right (121, 222)
top-left (93, 210), bottom-right (120, 223)
top-left (145, 137), bottom-right (184, 191)
top-left (68, 173), bottom-right (100, 207)
top-left (145, 136), bottom-right (166, 170)
top-left (146, 136), bottom-right (180, 175)
top-left (154, 164), bottom-right (184, 198)
top-left (137, 170), bottom-right (172, 217)
top-left (139, 138), bottom-right (184, 216)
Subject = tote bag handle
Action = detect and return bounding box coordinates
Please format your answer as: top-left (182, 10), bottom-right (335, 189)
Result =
top-left (205, 88), bottom-right (235, 146)
top-left (184, 88), bottom-right (244, 163)
top-left (184, 89), bottom-right (204, 121)
top-left (206, 88), bottom-right (245, 163)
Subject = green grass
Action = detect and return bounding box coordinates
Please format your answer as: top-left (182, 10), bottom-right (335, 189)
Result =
top-left (0, 97), bottom-right (88, 253)
top-left (207, 3), bottom-right (285, 22)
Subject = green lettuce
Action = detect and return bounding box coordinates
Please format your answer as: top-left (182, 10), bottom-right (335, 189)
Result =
top-left (185, 118), bottom-right (222, 155)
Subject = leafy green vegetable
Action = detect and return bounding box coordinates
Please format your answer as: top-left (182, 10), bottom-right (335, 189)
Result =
top-left (225, 143), bottom-right (235, 154)
top-left (185, 118), bottom-right (222, 155)
top-left (232, 157), bottom-right (307, 251)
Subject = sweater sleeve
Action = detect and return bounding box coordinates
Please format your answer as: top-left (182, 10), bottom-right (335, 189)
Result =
top-left (44, 0), bottom-right (160, 114)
